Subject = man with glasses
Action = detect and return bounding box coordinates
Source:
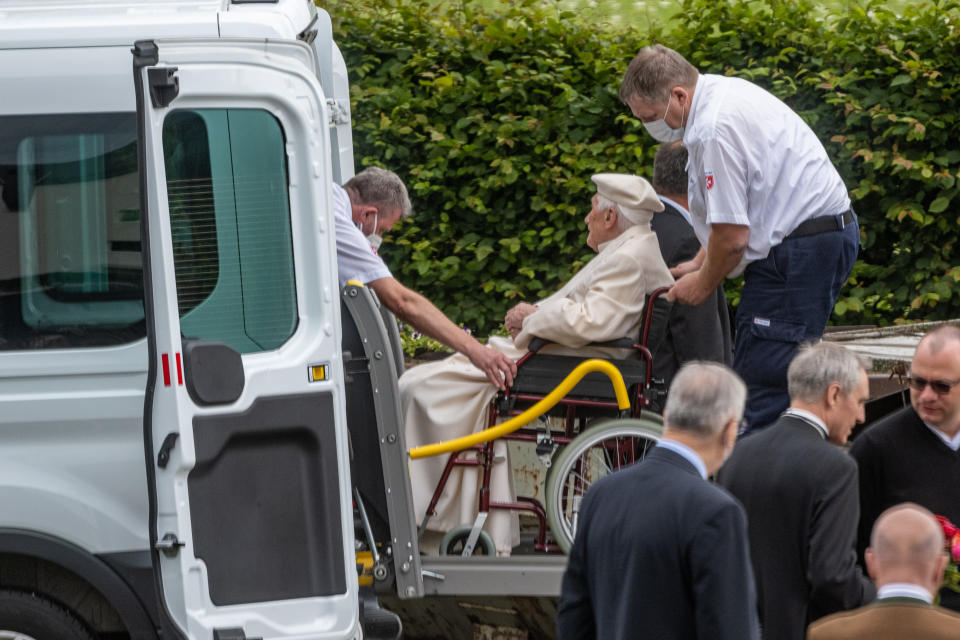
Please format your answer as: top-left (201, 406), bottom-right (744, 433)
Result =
top-left (850, 324), bottom-right (960, 611)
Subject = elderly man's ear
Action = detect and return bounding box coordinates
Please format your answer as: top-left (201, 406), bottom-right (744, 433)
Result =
top-left (600, 207), bottom-right (618, 229)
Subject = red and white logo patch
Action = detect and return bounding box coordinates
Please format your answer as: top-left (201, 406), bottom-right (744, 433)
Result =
top-left (705, 171), bottom-right (715, 191)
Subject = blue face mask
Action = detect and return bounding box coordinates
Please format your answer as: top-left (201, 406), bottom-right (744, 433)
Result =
top-left (643, 98), bottom-right (685, 143)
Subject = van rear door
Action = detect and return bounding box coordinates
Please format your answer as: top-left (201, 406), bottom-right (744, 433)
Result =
top-left (132, 38), bottom-right (357, 640)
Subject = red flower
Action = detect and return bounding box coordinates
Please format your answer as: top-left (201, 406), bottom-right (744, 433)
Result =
top-left (936, 515), bottom-right (959, 539)
top-left (936, 515), bottom-right (960, 564)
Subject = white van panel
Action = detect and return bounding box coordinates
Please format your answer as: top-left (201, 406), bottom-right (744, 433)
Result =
top-left (0, 340), bottom-right (149, 552)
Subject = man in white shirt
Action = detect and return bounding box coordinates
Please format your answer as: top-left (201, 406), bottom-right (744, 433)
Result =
top-left (720, 342), bottom-right (875, 640)
top-left (334, 167), bottom-right (516, 389)
top-left (619, 44), bottom-right (859, 432)
top-left (808, 503), bottom-right (960, 639)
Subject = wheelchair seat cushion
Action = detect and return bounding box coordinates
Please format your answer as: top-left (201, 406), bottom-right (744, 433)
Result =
top-left (508, 353), bottom-right (647, 401)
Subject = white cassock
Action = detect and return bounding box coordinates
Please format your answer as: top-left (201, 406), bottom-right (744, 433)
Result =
top-left (400, 220), bottom-right (674, 555)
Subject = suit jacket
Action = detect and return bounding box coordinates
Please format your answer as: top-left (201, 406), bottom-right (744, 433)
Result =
top-left (719, 415), bottom-right (875, 640)
top-left (516, 221), bottom-right (674, 349)
top-left (650, 198), bottom-right (732, 389)
top-left (807, 597), bottom-right (960, 640)
top-left (557, 446), bottom-right (760, 640)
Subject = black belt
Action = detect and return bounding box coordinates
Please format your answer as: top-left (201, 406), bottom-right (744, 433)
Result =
top-left (786, 210), bottom-right (854, 240)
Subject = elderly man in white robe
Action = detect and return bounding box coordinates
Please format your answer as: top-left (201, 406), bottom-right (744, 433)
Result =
top-left (401, 174), bottom-right (675, 556)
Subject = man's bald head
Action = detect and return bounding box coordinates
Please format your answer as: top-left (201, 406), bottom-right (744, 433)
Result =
top-left (866, 503), bottom-right (947, 595)
top-left (916, 324), bottom-right (960, 356)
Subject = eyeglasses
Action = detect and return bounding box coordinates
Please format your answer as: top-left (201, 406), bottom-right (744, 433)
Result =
top-left (905, 376), bottom-right (960, 395)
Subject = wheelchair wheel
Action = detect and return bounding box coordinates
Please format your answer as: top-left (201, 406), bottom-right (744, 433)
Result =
top-left (545, 417), bottom-right (662, 554)
top-left (439, 525), bottom-right (496, 556)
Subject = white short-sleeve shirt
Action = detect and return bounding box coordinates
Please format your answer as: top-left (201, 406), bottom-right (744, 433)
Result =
top-left (332, 183), bottom-right (392, 287)
top-left (683, 74), bottom-right (851, 274)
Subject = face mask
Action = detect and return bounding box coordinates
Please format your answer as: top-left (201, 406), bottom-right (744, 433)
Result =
top-left (643, 97), bottom-right (685, 143)
top-left (363, 213), bottom-right (381, 251)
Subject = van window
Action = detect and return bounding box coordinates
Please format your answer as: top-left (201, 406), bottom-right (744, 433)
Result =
top-left (163, 109), bottom-right (298, 354)
top-left (0, 113), bottom-right (144, 350)
top-left (0, 109), bottom-right (297, 354)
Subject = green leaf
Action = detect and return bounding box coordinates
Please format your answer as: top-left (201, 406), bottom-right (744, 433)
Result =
top-left (889, 74), bottom-right (913, 88)
top-left (929, 197), bottom-right (951, 214)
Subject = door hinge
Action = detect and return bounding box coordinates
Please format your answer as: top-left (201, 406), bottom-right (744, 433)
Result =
top-left (326, 98), bottom-right (350, 126)
top-left (148, 66), bottom-right (179, 108)
top-left (214, 628), bottom-right (262, 640)
top-left (154, 533), bottom-right (185, 557)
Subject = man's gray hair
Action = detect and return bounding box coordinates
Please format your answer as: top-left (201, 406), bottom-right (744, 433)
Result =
top-left (652, 141), bottom-right (688, 196)
top-left (664, 362), bottom-right (746, 437)
top-left (595, 194), bottom-right (641, 232)
top-left (787, 342), bottom-right (865, 404)
top-left (344, 166), bottom-right (413, 219)
top-left (620, 44), bottom-right (699, 105)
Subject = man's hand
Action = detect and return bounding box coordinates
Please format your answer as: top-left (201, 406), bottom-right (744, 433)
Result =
top-left (504, 302), bottom-right (538, 338)
top-left (466, 343), bottom-right (517, 390)
top-left (667, 271), bottom-right (714, 306)
top-left (670, 259), bottom-right (701, 279)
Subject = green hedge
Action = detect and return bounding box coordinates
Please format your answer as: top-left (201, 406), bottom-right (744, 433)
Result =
top-left (326, 0), bottom-right (960, 336)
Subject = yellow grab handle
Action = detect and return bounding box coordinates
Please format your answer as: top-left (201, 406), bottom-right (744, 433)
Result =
top-left (408, 359), bottom-right (630, 460)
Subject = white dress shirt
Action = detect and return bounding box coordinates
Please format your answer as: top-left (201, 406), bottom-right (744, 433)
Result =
top-left (332, 183), bottom-right (392, 287)
top-left (683, 74), bottom-right (851, 275)
top-left (923, 421), bottom-right (960, 451)
top-left (656, 438), bottom-right (708, 479)
top-left (877, 582), bottom-right (933, 604)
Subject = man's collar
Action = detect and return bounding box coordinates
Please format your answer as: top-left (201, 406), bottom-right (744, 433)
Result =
top-left (877, 582), bottom-right (933, 604)
top-left (657, 195), bottom-right (694, 227)
top-left (655, 438), bottom-right (707, 479)
top-left (597, 223), bottom-right (645, 253)
top-left (783, 408), bottom-right (829, 440)
top-left (683, 74), bottom-right (703, 140)
top-left (922, 420), bottom-right (960, 451)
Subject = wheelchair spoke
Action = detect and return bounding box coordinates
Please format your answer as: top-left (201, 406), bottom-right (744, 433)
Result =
top-left (545, 418), bottom-right (662, 554)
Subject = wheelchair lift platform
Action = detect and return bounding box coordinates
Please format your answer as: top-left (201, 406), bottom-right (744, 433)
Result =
top-left (342, 282), bottom-right (663, 603)
top-left (419, 555), bottom-right (566, 596)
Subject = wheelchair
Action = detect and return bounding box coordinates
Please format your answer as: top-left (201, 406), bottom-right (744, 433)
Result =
top-left (415, 287), bottom-right (672, 556)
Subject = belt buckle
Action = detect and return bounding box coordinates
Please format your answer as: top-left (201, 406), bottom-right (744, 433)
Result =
top-left (838, 212), bottom-right (846, 231)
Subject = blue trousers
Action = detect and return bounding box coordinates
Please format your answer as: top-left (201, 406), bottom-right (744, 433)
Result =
top-left (734, 214), bottom-right (859, 433)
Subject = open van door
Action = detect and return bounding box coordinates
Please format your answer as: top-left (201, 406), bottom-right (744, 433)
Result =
top-left (133, 39), bottom-right (358, 640)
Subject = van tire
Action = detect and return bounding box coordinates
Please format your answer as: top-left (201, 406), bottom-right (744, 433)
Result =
top-left (0, 589), bottom-right (93, 640)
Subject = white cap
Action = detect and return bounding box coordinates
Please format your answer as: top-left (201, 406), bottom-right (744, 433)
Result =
top-left (591, 173), bottom-right (664, 224)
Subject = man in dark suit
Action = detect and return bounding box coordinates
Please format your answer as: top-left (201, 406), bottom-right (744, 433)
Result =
top-left (557, 362), bottom-right (760, 640)
top-left (808, 503), bottom-right (960, 639)
top-left (650, 142), bottom-right (732, 393)
top-left (850, 325), bottom-right (960, 611)
top-left (719, 342), bottom-right (875, 640)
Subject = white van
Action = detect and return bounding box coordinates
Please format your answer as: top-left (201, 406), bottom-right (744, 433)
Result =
top-left (0, 1), bottom-right (574, 637)
top-left (0, 1), bottom-right (370, 638)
